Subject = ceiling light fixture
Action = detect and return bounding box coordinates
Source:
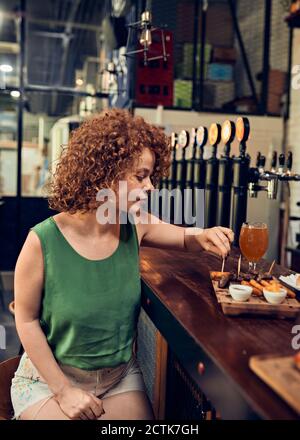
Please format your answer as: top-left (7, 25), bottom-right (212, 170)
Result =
top-left (76, 78), bottom-right (84, 86)
top-left (10, 90), bottom-right (20, 98)
top-left (0, 64), bottom-right (13, 73)
top-left (123, 10), bottom-right (169, 66)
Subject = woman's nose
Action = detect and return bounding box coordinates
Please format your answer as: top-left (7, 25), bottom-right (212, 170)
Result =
top-left (144, 177), bottom-right (154, 192)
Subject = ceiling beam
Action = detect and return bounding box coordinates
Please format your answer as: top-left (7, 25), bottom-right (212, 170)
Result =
top-left (0, 11), bottom-right (101, 32)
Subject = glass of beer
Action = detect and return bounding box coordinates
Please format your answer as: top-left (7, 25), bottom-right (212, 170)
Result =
top-left (239, 222), bottom-right (269, 272)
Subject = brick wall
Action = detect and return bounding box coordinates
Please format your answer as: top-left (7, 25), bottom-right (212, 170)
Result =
top-left (236, 0), bottom-right (289, 98)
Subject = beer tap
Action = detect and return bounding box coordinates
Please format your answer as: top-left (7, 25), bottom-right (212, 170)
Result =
top-left (165, 130), bottom-right (189, 222)
top-left (185, 128), bottom-right (198, 221)
top-left (256, 151), bottom-right (261, 168)
top-left (258, 155), bottom-right (266, 174)
top-left (249, 150), bottom-right (300, 202)
top-left (248, 152), bottom-right (262, 198)
top-left (193, 126), bottom-right (208, 190)
top-left (249, 161), bottom-right (279, 200)
top-left (271, 151), bottom-right (277, 173)
top-left (160, 131), bottom-right (178, 222)
top-left (256, 155), bottom-right (278, 200)
top-left (171, 130), bottom-right (189, 223)
top-left (231, 117), bottom-right (251, 245)
top-left (193, 126), bottom-right (208, 222)
top-left (169, 132), bottom-right (178, 190)
top-left (205, 123), bottom-right (221, 228)
top-left (280, 151), bottom-right (300, 181)
top-left (176, 130), bottom-right (189, 192)
top-left (261, 151), bottom-right (299, 197)
top-left (278, 153), bottom-right (285, 176)
top-left (186, 128), bottom-right (197, 192)
top-left (286, 151), bottom-right (292, 176)
top-left (216, 120), bottom-right (235, 227)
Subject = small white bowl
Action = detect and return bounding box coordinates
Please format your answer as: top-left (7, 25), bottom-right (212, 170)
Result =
top-left (263, 287), bottom-right (287, 305)
top-left (229, 284), bottom-right (252, 302)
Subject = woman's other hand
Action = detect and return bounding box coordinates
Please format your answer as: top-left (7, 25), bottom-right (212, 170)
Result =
top-left (55, 384), bottom-right (105, 420)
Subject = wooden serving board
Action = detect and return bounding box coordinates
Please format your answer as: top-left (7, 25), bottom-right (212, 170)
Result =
top-left (249, 354), bottom-right (300, 416)
top-left (209, 273), bottom-right (300, 318)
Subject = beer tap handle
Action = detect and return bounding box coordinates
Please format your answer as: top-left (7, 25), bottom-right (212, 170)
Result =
top-left (208, 123), bottom-right (221, 158)
top-left (278, 153), bottom-right (285, 174)
top-left (279, 153), bottom-right (285, 167)
top-left (236, 117), bottom-right (250, 157)
top-left (196, 126), bottom-right (208, 160)
top-left (271, 151), bottom-right (277, 170)
top-left (287, 151), bottom-right (293, 172)
top-left (260, 155), bottom-right (266, 168)
top-left (256, 152), bottom-right (261, 168)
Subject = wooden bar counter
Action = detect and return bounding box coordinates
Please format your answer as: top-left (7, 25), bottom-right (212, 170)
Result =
top-left (140, 246), bottom-right (299, 420)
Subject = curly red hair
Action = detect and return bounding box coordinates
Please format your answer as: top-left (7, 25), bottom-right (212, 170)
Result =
top-left (47, 108), bottom-right (171, 213)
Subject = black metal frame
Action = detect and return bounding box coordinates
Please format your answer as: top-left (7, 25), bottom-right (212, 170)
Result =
top-left (261, 0), bottom-right (272, 114)
top-left (226, 0), bottom-right (260, 111)
top-left (16, 0), bottom-right (26, 256)
top-left (0, 0), bottom-right (111, 257)
top-left (285, 26), bottom-right (294, 122)
top-left (192, 0), bottom-right (200, 108)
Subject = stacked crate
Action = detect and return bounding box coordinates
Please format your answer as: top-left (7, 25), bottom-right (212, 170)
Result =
top-left (174, 43), bottom-right (211, 108)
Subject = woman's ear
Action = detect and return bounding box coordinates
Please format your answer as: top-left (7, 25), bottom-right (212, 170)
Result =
top-left (110, 178), bottom-right (118, 194)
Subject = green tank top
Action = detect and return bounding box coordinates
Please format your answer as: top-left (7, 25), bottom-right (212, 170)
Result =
top-left (31, 215), bottom-right (141, 370)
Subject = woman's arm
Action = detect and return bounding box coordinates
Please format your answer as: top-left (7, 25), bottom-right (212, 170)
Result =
top-left (137, 213), bottom-right (234, 259)
top-left (14, 231), bottom-right (104, 419)
top-left (14, 231), bottom-right (71, 395)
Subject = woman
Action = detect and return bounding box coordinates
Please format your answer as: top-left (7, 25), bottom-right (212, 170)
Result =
top-left (11, 109), bottom-right (234, 420)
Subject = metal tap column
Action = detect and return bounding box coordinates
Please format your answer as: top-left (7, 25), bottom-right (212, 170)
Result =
top-left (205, 123), bottom-right (221, 228)
top-left (217, 120), bottom-right (235, 227)
top-left (231, 117), bottom-right (251, 245)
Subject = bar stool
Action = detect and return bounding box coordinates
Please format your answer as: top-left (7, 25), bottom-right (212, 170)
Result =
top-left (0, 356), bottom-right (21, 420)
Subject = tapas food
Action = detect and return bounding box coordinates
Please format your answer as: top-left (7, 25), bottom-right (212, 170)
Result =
top-left (279, 273), bottom-right (300, 291)
top-left (209, 258), bottom-right (300, 318)
top-left (210, 270), bottom-right (297, 299)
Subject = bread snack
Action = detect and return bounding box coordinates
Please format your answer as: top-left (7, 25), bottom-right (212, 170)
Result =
top-left (260, 280), bottom-right (274, 289)
top-left (249, 279), bottom-right (264, 293)
top-left (269, 279), bottom-right (296, 299)
top-left (241, 280), bottom-right (261, 296)
top-left (211, 271), bottom-right (230, 281)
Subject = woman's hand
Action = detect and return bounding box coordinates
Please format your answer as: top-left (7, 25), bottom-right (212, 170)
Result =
top-left (191, 226), bottom-right (234, 259)
top-left (55, 384), bottom-right (105, 420)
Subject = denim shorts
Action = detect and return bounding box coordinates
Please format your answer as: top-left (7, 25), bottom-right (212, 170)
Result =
top-left (10, 351), bottom-right (146, 420)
